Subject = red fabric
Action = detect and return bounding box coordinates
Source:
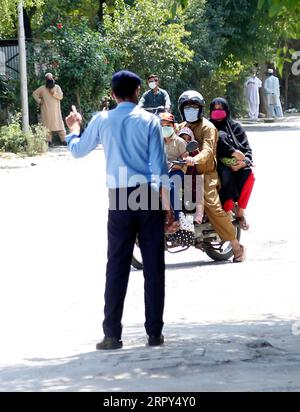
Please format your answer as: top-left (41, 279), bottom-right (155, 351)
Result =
top-left (238, 172), bottom-right (255, 209)
top-left (223, 199), bottom-right (234, 212)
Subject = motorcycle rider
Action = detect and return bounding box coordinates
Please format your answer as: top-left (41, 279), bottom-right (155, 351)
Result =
top-left (209, 97), bottom-right (255, 231)
top-left (138, 74), bottom-right (171, 111)
top-left (178, 90), bottom-right (246, 262)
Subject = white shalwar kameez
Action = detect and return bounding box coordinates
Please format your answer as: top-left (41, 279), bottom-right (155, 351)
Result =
top-left (264, 75), bottom-right (283, 118)
top-left (245, 76), bottom-right (262, 120)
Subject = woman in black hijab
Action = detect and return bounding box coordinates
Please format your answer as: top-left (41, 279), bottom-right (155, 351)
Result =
top-left (209, 97), bottom-right (255, 230)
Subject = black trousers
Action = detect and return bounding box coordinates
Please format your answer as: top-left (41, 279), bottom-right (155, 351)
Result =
top-left (217, 162), bottom-right (252, 205)
top-left (103, 187), bottom-right (165, 339)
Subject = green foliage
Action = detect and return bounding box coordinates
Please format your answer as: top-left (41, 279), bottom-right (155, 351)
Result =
top-left (1, 0), bottom-right (297, 121)
top-left (171, 0), bottom-right (249, 116)
top-left (258, 0), bottom-right (300, 16)
top-left (0, 75), bottom-right (16, 108)
top-left (26, 123), bottom-right (48, 155)
top-left (0, 113), bottom-right (48, 155)
top-left (0, 0), bottom-right (44, 37)
top-left (0, 114), bottom-right (27, 153)
top-left (257, 0), bottom-right (300, 77)
top-left (33, 0), bottom-right (101, 33)
top-left (28, 20), bottom-right (114, 118)
top-left (103, 0), bottom-right (193, 98)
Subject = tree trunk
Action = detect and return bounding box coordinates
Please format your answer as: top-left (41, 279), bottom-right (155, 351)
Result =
top-left (98, 0), bottom-right (106, 22)
top-left (23, 8), bottom-right (32, 40)
top-left (75, 89), bottom-right (82, 113)
top-left (284, 65), bottom-right (289, 110)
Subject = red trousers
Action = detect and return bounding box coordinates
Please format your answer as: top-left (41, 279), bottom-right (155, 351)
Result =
top-left (223, 172), bottom-right (255, 212)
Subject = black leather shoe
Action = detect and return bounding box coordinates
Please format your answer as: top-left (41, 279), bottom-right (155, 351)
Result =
top-left (96, 337), bottom-right (123, 350)
top-left (148, 334), bottom-right (164, 346)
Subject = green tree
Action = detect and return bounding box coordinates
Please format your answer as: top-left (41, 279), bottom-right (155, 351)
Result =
top-left (103, 0), bottom-right (193, 110)
top-left (28, 20), bottom-right (114, 118)
top-left (0, 0), bottom-right (44, 37)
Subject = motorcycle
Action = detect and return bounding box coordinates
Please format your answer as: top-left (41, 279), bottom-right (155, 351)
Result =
top-left (143, 106), bottom-right (167, 116)
top-left (132, 141), bottom-right (241, 269)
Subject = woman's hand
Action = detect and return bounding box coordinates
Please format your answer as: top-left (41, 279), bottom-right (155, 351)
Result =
top-left (232, 150), bottom-right (245, 161)
top-left (231, 160), bottom-right (246, 171)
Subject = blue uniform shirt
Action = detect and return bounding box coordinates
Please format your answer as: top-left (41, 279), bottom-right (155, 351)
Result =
top-left (66, 102), bottom-right (169, 189)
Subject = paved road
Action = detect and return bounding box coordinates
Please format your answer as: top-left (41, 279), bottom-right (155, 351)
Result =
top-left (0, 120), bottom-right (300, 391)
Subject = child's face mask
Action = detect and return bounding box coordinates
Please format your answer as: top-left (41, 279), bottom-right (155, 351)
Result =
top-left (162, 126), bottom-right (174, 138)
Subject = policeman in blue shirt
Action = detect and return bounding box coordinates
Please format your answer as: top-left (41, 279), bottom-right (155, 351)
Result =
top-left (65, 70), bottom-right (175, 349)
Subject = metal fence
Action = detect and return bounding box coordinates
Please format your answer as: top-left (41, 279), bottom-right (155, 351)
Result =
top-left (0, 40), bottom-right (20, 79)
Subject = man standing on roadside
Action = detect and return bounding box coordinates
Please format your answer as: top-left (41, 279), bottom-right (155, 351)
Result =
top-left (264, 68), bottom-right (283, 118)
top-left (32, 73), bottom-right (66, 147)
top-left (65, 70), bottom-right (175, 350)
top-left (244, 70), bottom-right (262, 120)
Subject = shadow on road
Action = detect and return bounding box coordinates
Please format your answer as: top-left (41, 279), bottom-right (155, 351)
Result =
top-left (1, 318), bottom-right (299, 392)
top-left (131, 259), bottom-right (231, 272)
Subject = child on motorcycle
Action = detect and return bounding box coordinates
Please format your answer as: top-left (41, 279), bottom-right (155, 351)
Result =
top-left (160, 112), bottom-right (187, 230)
top-left (178, 127), bottom-right (204, 224)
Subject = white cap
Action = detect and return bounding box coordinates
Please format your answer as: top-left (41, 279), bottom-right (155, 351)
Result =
top-left (178, 127), bottom-right (195, 141)
top-left (45, 72), bottom-right (53, 78)
top-left (267, 68), bottom-right (274, 74)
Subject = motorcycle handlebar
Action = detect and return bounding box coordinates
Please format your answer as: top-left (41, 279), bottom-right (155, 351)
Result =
top-left (171, 160), bottom-right (187, 166)
top-left (143, 106), bottom-right (166, 114)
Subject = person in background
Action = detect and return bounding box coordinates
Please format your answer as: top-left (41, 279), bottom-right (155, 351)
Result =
top-left (244, 69), bottom-right (262, 121)
top-left (264, 68), bottom-right (283, 118)
top-left (65, 70), bottom-right (175, 350)
top-left (209, 97), bottom-right (255, 231)
top-left (32, 73), bottom-right (66, 147)
top-left (138, 74), bottom-right (171, 111)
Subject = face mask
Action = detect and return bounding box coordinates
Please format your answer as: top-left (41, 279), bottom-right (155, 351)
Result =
top-left (149, 81), bottom-right (156, 89)
top-left (162, 126), bottom-right (174, 138)
top-left (211, 109), bottom-right (227, 121)
top-left (184, 107), bottom-right (199, 123)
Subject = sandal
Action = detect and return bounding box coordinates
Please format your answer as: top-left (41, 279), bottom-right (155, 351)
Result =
top-left (237, 215), bottom-right (249, 231)
top-left (233, 244), bottom-right (246, 263)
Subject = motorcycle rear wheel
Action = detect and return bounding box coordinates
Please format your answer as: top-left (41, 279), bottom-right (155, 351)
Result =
top-left (131, 224), bottom-right (241, 268)
top-left (203, 224), bottom-right (241, 261)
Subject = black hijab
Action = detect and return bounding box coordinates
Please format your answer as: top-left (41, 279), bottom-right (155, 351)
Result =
top-left (209, 97), bottom-right (245, 139)
top-left (209, 97), bottom-right (253, 162)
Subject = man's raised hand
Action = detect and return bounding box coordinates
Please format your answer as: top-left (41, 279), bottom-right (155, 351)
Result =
top-left (65, 105), bottom-right (82, 134)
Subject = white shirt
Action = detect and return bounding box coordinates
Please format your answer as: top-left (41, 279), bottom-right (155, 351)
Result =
top-left (264, 75), bottom-right (280, 96)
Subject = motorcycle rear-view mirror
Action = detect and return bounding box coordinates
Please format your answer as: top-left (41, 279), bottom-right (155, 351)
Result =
top-left (186, 140), bottom-right (199, 153)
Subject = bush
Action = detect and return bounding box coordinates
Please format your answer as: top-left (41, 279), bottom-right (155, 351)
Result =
top-left (28, 19), bottom-right (114, 120)
top-left (0, 114), bottom-right (48, 156)
top-left (26, 124), bottom-right (48, 156)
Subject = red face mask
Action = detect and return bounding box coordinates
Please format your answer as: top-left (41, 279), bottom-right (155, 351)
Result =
top-left (211, 109), bottom-right (227, 121)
